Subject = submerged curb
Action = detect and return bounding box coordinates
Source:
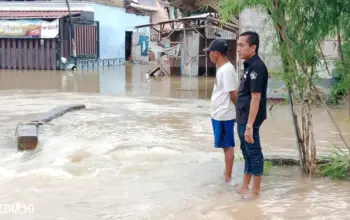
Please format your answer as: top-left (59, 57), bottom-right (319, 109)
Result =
top-left (264, 155), bottom-right (330, 166)
top-left (15, 104), bottom-right (86, 151)
top-left (235, 153), bottom-right (330, 166)
top-left (264, 155), bottom-right (301, 166)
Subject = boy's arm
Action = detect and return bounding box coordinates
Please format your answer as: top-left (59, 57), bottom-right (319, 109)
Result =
top-left (230, 91), bottom-right (238, 105)
top-left (223, 66), bottom-right (239, 105)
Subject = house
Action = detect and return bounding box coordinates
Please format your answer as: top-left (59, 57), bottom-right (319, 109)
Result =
top-left (0, 0), bottom-right (154, 69)
top-left (0, 0), bottom-right (98, 70)
top-left (134, 10), bottom-right (239, 76)
top-left (170, 0), bottom-right (339, 78)
top-left (124, 0), bottom-right (186, 62)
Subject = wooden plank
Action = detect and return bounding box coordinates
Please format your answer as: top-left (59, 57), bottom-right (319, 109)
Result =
top-left (12, 39), bottom-right (16, 69)
top-left (46, 39), bottom-right (51, 70)
top-left (29, 40), bottom-right (33, 69)
top-left (16, 104), bottom-right (86, 151)
top-left (87, 26), bottom-right (91, 55)
top-left (148, 65), bottom-right (160, 76)
top-left (23, 40), bottom-right (28, 69)
top-left (18, 39), bottom-right (22, 69)
top-left (85, 25), bottom-right (88, 55)
top-left (79, 25), bottom-right (82, 55)
top-left (6, 39), bottom-right (10, 69)
top-left (35, 39), bottom-right (39, 69)
top-left (75, 26), bottom-right (79, 55)
top-left (93, 26), bottom-right (96, 55)
top-left (1, 39), bottom-right (5, 69)
top-left (60, 19), bottom-right (64, 58)
top-left (51, 39), bottom-right (56, 70)
top-left (83, 25), bottom-right (87, 55)
top-left (40, 39), bottom-right (45, 70)
top-left (81, 26), bottom-right (84, 55)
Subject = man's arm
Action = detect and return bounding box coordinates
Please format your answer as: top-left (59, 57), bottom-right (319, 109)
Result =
top-left (247, 67), bottom-right (264, 127)
top-left (247, 93), bottom-right (261, 127)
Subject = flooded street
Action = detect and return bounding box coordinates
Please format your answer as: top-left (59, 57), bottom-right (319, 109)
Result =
top-left (0, 64), bottom-right (349, 220)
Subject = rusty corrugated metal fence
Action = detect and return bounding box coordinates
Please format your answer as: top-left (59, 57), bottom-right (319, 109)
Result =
top-left (0, 22), bottom-right (99, 70)
top-left (0, 38), bottom-right (57, 70)
top-left (60, 21), bottom-right (99, 60)
top-left (75, 25), bottom-right (98, 57)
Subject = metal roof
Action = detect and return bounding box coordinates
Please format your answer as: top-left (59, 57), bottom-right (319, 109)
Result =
top-left (128, 3), bottom-right (158, 12)
top-left (134, 13), bottom-right (238, 29)
top-left (0, 11), bottom-right (81, 19)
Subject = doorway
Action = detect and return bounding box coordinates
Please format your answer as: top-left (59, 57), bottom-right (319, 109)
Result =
top-left (125, 31), bottom-right (132, 61)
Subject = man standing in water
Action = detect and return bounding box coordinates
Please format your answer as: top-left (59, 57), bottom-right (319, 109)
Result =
top-left (236, 31), bottom-right (268, 199)
top-left (204, 39), bottom-right (238, 183)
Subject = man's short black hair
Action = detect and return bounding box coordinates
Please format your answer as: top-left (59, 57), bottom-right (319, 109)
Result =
top-left (240, 31), bottom-right (260, 53)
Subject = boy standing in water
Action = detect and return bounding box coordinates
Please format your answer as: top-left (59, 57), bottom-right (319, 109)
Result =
top-left (204, 39), bottom-right (238, 183)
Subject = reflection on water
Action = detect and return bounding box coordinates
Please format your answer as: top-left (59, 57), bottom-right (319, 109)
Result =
top-left (0, 65), bottom-right (349, 220)
top-left (0, 64), bottom-right (215, 100)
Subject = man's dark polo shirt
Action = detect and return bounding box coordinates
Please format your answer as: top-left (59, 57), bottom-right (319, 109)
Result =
top-left (236, 54), bottom-right (268, 127)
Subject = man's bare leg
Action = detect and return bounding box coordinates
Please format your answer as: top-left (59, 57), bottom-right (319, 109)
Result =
top-left (236, 173), bottom-right (251, 194)
top-left (243, 176), bottom-right (261, 199)
top-left (223, 147), bottom-right (234, 182)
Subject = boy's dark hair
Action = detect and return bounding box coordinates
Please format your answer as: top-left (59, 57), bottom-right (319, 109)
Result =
top-left (240, 31), bottom-right (260, 53)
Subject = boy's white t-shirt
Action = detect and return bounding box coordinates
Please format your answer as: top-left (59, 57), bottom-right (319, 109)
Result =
top-left (211, 62), bottom-right (238, 121)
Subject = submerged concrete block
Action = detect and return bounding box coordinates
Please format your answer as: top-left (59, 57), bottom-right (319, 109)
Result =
top-left (15, 104), bottom-right (86, 151)
top-left (16, 124), bottom-right (39, 151)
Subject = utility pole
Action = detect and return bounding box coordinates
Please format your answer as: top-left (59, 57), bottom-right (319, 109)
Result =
top-left (65, 0), bottom-right (77, 66)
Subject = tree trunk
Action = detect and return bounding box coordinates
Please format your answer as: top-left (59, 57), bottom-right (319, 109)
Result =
top-left (337, 31), bottom-right (345, 64)
top-left (269, 0), bottom-right (317, 174)
top-left (306, 67), bottom-right (317, 175)
top-left (268, 0), bottom-right (310, 173)
top-left (288, 86), bottom-right (306, 170)
top-left (318, 42), bottom-right (332, 77)
top-left (299, 68), bottom-right (317, 175)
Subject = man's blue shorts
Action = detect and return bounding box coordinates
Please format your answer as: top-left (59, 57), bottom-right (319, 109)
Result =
top-left (211, 118), bottom-right (235, 148)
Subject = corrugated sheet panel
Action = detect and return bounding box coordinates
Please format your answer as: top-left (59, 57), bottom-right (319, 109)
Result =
top-left (0, 11), bottom-right (81, 19)
top-left (205, 25), bottom-right (237, 40)
top-left (0, 38), bottom-right (57, 70)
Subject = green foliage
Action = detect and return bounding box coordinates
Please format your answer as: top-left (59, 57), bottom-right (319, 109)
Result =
top-left (263, 160), bottom-right (273, 176)
top-left (235, 152), bottom-right (244, 161)
top-left (218, 0), bottom-right (350, 175)
top-left (318, 150), bottom-right (350, 180)
top-left (330, 42), bottom-right (350, 104)
top-left (218, 0), bottom-right (349, 90)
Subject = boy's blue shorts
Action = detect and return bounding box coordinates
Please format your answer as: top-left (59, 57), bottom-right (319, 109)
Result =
top-left (211, 118), bottom-right (235, 148)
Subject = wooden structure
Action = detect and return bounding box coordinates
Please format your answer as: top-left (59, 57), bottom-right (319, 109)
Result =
top-left (16, 104), bottom-right (86, 151)
top-left (169, 0), bottom-right (219, 15)
top-left (134, 13), bottom-right (238, 76)
top-left (0, 10), bottom-right (99, 70)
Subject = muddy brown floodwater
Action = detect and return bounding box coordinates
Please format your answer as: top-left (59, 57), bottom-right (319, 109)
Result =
top-left (0, 64), bottom-right (349, 220)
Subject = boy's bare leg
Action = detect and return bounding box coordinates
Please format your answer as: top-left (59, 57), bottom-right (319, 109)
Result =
top-left (243, 176), bottom-right (261, 199)
top-left (236, 173), bottom-right (251, 194)
top-left (223, 147), bottom-right (234, 182)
